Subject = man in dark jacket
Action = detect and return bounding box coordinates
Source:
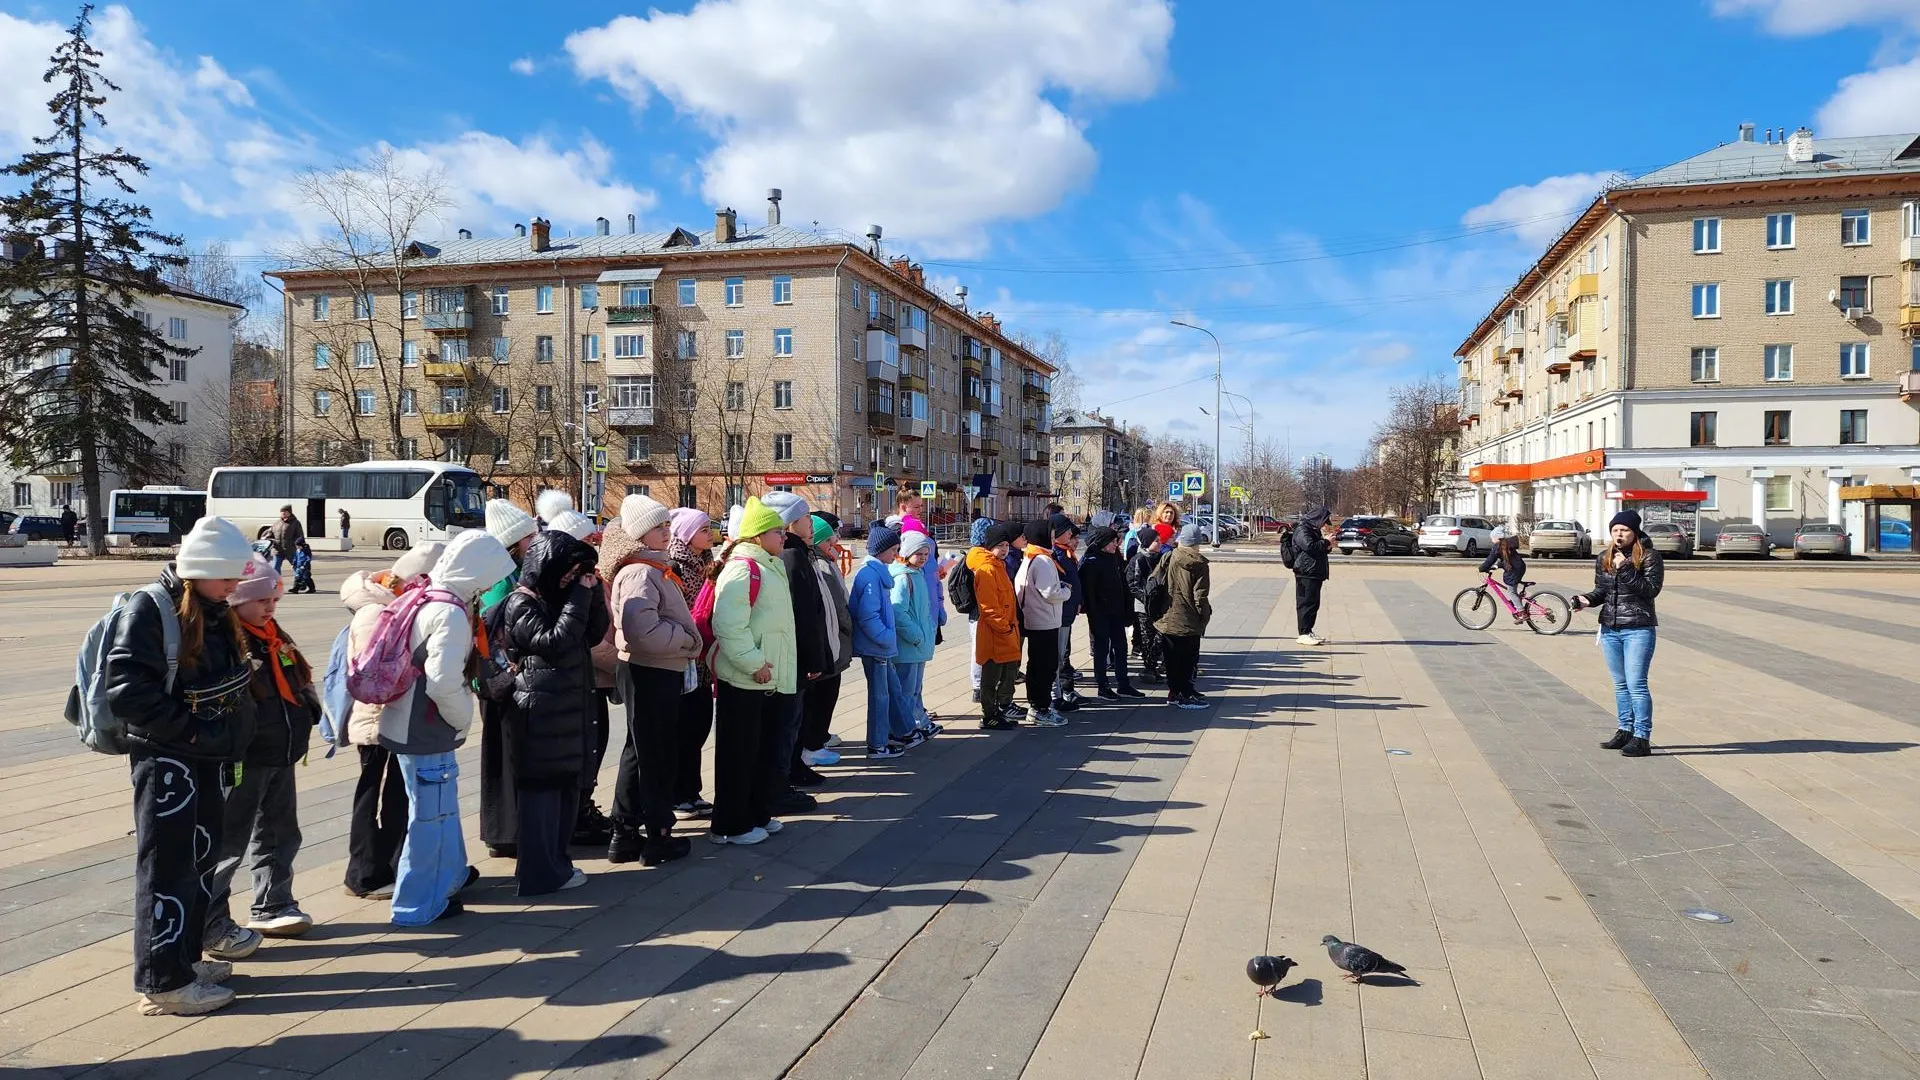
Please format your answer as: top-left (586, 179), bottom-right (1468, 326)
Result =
top-left (60, 503), bottom-right (77, 545)
top-left (761, 492), bottom-right (824, 812)
top-left (269, 506), bottom-right (305, 574)
top-left (1290, 507), bottom-right (1334, 646)
top-left (1080, 525), bottom-right (1142, 699)
top-left (1126, 524), bottom-right (1171, 681)
top-left (1049, 514), bottom-right (1085, 711)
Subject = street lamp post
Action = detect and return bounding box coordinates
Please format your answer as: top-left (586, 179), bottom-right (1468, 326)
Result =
top-left (1170, 319), bottom-right (1222, 548)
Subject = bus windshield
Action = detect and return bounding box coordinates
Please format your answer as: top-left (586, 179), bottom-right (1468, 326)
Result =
top-left (441, 471), bottom-right (487, 530)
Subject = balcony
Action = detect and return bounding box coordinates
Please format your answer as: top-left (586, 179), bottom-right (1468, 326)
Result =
top-left (1901, 304), bottom-right (1920, 334)
top-left (1021, 446), bottom-right (1040, 463)
top-left (1543, 296), bottom-right (1562, 319)
top-left (1903, 236), bottom-right (1919, 264)
top-left (984, 397), bottom-right (1002, 419)
top-left (962, 354), bottom-right (983, 378)
top-left (423, 311), bottom-right (471, 333)
top-left (423, 360), bottom-right (471, 382)
top-left (606, 405), bottom-right (655, 427)
top-left (422, 411), bottom-right (468, 432)
top-left (981, 437), bottom-right (1002, 457)
top-left (1503, 378), bottom-right (1523, 400)
top-left (963, 432), bottom-right (982, 452)
top-left (900, 324), bottom-right (927, 351)
top-left (963, 387), bottom-right (983, 409)
top-left (1567, 273), bottom-right (1599, 304)
top-left (898, 366), bottom-right (928, 394)
top-left (1033, 449), bottom-right (1049, 466)
top-left (1022, 377), bottom-right (1051, 401)
top-left (897, 416), bottom-right (929, 441)
top-left (1901, 371), bottom-right (1920, 402)
top-left (606, 305), bottom-right (657, 325)
top-left (866, 359), bottom-right (899, 383)
top-left (868, 408), bottom-right (897, 432)
top-left (867, 310), bottom-right (896, 333)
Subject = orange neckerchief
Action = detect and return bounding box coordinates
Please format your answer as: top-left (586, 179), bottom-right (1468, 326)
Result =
top-left (474, 605), bottom-right (492, 657)
top-left (241, 618), bottom-right (302, 705)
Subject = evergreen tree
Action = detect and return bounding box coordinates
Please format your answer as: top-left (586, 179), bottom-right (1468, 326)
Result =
top-left (0, 4), bottom-right (192, 554)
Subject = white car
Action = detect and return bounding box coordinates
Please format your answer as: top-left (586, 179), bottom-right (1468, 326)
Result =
top-left (1418, 514), bottom-right (1497, 557)
top-left (1189, 514), bottom-right (1245, 540)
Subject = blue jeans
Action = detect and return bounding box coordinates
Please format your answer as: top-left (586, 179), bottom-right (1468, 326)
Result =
top-left (391, 752), bottom-right (466, 926)
top-left (1599, 627), bottom-right (1656, 739)
top-left (890, 661), bottom-right (927, 731)
top-left (861, 657), bottom-right (912, 750)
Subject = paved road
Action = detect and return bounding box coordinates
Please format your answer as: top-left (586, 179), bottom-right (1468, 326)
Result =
top-left (1, 557), bottom-right (1918, 1078)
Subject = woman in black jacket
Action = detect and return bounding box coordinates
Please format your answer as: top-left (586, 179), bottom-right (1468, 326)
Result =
top-left (498, 530), bottom-right (609, 894)
top-left (1571, 510), bottom-right (1664, 757)
top-left (1126, 525), bottom-right (1172, 682)
top-left (102, 516), bottom-right (258, 1016)
top-left (1080, 526), bottom-right (1144, 699)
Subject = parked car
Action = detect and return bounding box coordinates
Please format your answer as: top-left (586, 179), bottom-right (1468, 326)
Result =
top-left (10, 515), bottom-right (69, 541)
top-left (1713, 523), bottom-right (1771, 559)
top-left (1337, 516), bottom-right (1419, 556)
top-left (1644, 522), bottom-right (1694, 559)
top-left (0, 511), bottom-right (15, 534)
top-left (1793, 523), bottom-right (1850, 559)
top-left (1879, 518), bottom-right (1912, 553)
top-left (1527, 519), bottom-right (1592, 558)
top-left (1189, 513), bottom-right (1246, 541)
top-left (1251, 515), bottom-right (1290, 533)
top-left (1418, 514), bottom-right (1497, 557)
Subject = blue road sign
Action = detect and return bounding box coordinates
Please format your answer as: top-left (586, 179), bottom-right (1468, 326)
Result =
top-left (1167, 480), bottom-right (1184, 500)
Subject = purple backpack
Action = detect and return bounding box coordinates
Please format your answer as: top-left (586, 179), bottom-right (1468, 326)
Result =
top-left (346, 585), bottom-right (463, 705)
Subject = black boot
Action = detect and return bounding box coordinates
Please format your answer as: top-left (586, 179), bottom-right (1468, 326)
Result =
top-left (1600, 730), bottom-right (1632, 750)
top-left (606, 822), bottom-right (643, 864)
top-left (572, 801), bottom-right (612, 847)
top-left (1621, 737), bottom-right (1651, 758)
top-left (641, 830), bottom-right (692, 867)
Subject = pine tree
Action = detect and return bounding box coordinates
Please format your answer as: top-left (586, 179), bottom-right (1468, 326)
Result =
top-left (0, 5), bottom-right (192, 554)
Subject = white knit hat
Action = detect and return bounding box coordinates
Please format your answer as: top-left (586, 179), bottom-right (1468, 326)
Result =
top-left (900, 531), bottom-right (932, 560)
top-left (391, 540), bottom-right (446, 582)
top-left (760, 490), bottom-right (810, 525)
top-left (620, 494), bottom-right (672, 541)
top-left (228, 553), bottom-right (284, 606)
top-left (535, 489), bottom-right (575, 523)
top-left (176, 516), bottom-right (254, 580)
top-left (725, 504), bottom-right (745, 540)
top-left (549, 510), bottom-right (600, 542)
top-left (485, 499), bottom-right (537, 549)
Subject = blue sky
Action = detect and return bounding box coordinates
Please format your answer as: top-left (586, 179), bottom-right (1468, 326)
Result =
top-left (4, 0), bottom-right (1918, 465)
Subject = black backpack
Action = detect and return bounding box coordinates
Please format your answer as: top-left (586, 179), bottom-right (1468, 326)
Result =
top-left (1280, 527), bottom-right (1298, 570)
top-left (1142, 556), bottom-right (1172, 621)
top-left (947, 557), bottom-right (979, 617)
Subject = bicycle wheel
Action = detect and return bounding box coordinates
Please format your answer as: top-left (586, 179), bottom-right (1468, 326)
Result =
top-left (1524, 590), bottom-right (1573, 635)
top-left (1451, 586), bottom-right (1498, 630)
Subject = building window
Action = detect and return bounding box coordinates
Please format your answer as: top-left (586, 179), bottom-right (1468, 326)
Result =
top-left (1691, 283), bottom-right (1719, 318)
top-left (493, 437), bottom-right (510, 465)
top-left (1766, 212), bottom-right (1794, 249)
top-left (583, 384), bottom-right (601, 413)
top-left (725, 433), bottom-right (745, 461)
top-left (679, 382), bottom-right (698, 411)
top-left (312, 390), bottom-right (331, 416)
top-left (613, 375), bottom-right (653, 407)
top-left (492, 386), bottom-right (510, 413)
top-left (536, 285), bottom-right (555, 313)
top-left (440, 386), bottom-right (466, 414)
top-left (626, 435), bottom-right (651, 461)
top-left (1602, 234), bottom-right (1611, 269)
top-left (537, 435), bottom-right (555, 464)
top-left (169, 358), bottom-right (188, 382)
top-left (351, 341), bottom-right (372, 368)
top-left (580, 284), bottom-right (598, 310)
top-left (400, 388), bottom-right (417, 415)
top-left (1689, 411), bottom-right (1716, 447)
top-left (314, 343), bottom-right (330, 368)
top-left (773, 328), bottom-right (793, 356)
top-left (491, 287), bottom-right (510, 315)
top-left (493, 336), bottom-right (510, 363)
top-left (440, 437), bottom-right (464, 461)
top-left (1764, 279), bottom-right (1793, 315)
top-left (535, 335), bottom-right (554, 363)
top-left (399, 437), bottom-right (418, 460)
top-left (312, 295), bottom-right (330, 321)
top-left (1697, 476), bottom-right (1718, 510)
top-left (402, 291), bottom-right (419, 319)
top-left (1840, 409), bottom-right (1869, 444)
top-left (535, 385), bottom-right (554, 413)
top-left (613, 334), bottom-right (644, 359)
top-left (441, 338), bottom-right (469, 361)
top-left (725, 329), bottom-right (745, 358)
top-left (772, 275), bottom-right (793, 304)
top-left (357, 437), bottom-right (375, 460)
top-left (1842, 343), bottom-right (1870, 378)
top-left (726, 381), bottom-right (746, 411)
top-left (678, 279), bottom-right (697, 306)
top-left (353, 294), bottom-right (372, 321)
top-left (1689, 346), bottom-right (1719, 383)
top-left (355, 390), bottom-right (376, 416)
top-left (1765, 344), bottom-right (1793, 381)
top-left (621, 282), bottom-right (651, 306)
top-left (9, 482), bottom-right (27, 508)
top-left (678, 331), bottom-right (697, 360)
top-left (1765, 474), bottom-right (1792, 511)
top-left (773, 433), bottom-right (793, 462)
top-left (1841, 209), bottom-right (1871, 246)
top-left (773, 380), bottom-right (793, 409)
top-left (724, 277), bottom-right (745, 307)
top-left (167, 317), bottom-right (188, 339)
top-left (1763, 410), bottom-right (1790, 446)
top-left (582, 333), bottom-right (600, 361)
top-left (1838, 275), bottom-right (1870, 311)
top-left (401, 340), bottom-right (419, 366)
top-left (1692, 217), bottom-right (1720, 253)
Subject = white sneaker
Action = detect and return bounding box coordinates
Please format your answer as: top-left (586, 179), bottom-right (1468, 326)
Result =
top-left (1296, 633), bottom-right (1326, 646)
top-left (823, 733), bottom-right (843, 749)
top-left (247, 909), bottom-right (313, 937)
top-left (763, 818), bottom-right (784, 834)
top-left (139, 981), bottom-right (235, 1016)
top-left (1028, 710), bottom-right (1068, 729)
top-left (204, 925), bottom-right (262, 961)
top-left (193, 960), bottom-right (232, 985)
top-left (800, 747), bottom-right (841, 767)
top-left (710, 826), bottom-right (770, 846)
top-left (560, 868), bottom-right (589, 890)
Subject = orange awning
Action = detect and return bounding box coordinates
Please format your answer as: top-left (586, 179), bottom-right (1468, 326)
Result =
top-left (1468, 450), bottom-right (1605, 485)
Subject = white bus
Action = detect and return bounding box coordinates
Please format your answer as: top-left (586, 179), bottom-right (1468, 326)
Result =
top-left (205, 461), bottom-right (488, 551)
top-left (107, 486), bottom-right (208, 545)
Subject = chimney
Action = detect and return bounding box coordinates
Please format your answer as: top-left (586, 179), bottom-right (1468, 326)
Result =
top-left (909, 265), bottom-right (924, 287)
top-left (891, 256), bottom-right (913, 278)
top-left (714, 207), bottom-right (737, 243)
top-left (627, 213), bottom-right (636, 234)
top-left (1786, 127), bottom-right (1814, 163)
top-left (767, 188), bottom-right (782, 226)
top-left (457, 228), bottom-right (472, 240)
top-left (529, 217), bottom-right (551, 252)
top-left (595, 216), bottom-right (610, 236)
top-left (866, 224), bottom-right (883, 258)
top-left (1738, 122), bottom-right (1756, 142)
top-left (514, 223), bottom-right (527, 238)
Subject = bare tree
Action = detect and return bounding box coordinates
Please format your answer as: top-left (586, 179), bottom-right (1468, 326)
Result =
top-left (1366, 375), bottom-right (1459, 520)
top-left (1012, 328), bottom-right (1079, 414)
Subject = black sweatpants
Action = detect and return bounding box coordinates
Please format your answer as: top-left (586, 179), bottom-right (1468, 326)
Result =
top-left (764, 688), bottom-right (804, 795)
top-left (1295, 575), bottom-right (1325, 635)
top-left (613, 663), bottom-right (686, 836)
top-left (581, 689), bottom-right (612, 804)
top-left (1089, 615), bottom-right (1132, 691)
top-left (514, 784), bottom-right (579, 896)
top-left (800, 673), bottom-right (842, 753)
top-left (1162, 633), bottom-right (1201, 698)
top-left (479, 698), bottom-right (517, 848)
top-left (1025, 627), bottom-right (1061, 713)
top-left (674, 684), bottom-right (715, 805)
top-left (712, 683), bottom-right (788, 838)
top-left (130, 750), bottom-right (224, 995)
top-left (345, 746), bottom-right (408, 895)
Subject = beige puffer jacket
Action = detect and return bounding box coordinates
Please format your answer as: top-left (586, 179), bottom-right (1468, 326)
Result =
top-left (338, 570), bottom-right (398, 746)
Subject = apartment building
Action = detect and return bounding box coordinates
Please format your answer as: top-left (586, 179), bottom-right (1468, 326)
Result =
top-left (1050, 410), bottom-right (1151, 520)
top-left (269, 196), bottom-right (1058, 526)
top-left (1452, 126), bottom-right (1920, 549)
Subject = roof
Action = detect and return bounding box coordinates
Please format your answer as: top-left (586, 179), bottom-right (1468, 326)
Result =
top-left (1615, 132), bottom-right (1920, 190)
top-left (290, 222), bottom-right (847, 274)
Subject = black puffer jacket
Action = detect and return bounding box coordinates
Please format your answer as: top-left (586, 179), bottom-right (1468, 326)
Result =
top-left (782, 531), bottom-right (831, 679)
top-left (1577, 545), bottom-right (1664, 629)
top-left (1079, 541), bottom-right (1133, 620)
top-left (1125, 546), bottom-right (1165, 603)
top-left (105, 566), bottom-right (256, 761)
top-left (1290, 508), bottom-right (1332, 581)
top-left (499, 532), bottom-right (606, 786)
top-left (240, 625), bottom-right (316, 767)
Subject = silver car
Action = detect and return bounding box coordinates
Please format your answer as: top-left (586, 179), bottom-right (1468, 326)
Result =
top-left (1527, 520), bottom-right (1592, 558)
top-left (1793, 523), bottom-right (1850, 559)
top-left (1644, 522), bottom-right (1694, 559)
top-left (1714, 523), bottom-right (1771, 559)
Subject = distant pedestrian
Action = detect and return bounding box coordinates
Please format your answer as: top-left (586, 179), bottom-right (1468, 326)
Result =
top-left (1572, 511), bottom-right (1665, 758)
top-left (60, 503), bottom-right (77, 545)
top-left (1156, 524), bottom-right (1213, 709)
top-left (269, 506), bottom-right (304, 575)
top-left (338, 508), bottom-right (352, 548)
top-left (1289, 507), bottom-right (1334, 646)
top-left (289, 540), bottom-right (315, 594)
top-left (968, 524), bottom-right (1022, 730)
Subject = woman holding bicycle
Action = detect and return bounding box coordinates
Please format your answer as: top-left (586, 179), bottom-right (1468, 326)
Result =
top-left (1570, 510), bottom-right (1664, 758)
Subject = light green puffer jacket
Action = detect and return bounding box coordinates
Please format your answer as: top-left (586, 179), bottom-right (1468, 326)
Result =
top-left (710, 541), bottom-right (798, 695)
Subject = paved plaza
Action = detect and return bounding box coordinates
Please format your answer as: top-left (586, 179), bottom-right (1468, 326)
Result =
top-left (2, 554), bottom-right (1919, 1079)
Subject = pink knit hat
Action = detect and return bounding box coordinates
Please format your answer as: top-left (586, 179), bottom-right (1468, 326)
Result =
top-left (229, 554), bottom-right (284, 606)
top-left (670, 507), bottom-right (711, 544)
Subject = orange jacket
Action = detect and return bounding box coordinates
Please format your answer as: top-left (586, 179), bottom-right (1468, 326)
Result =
top-left (967, 546), bottom-right (1021, 664)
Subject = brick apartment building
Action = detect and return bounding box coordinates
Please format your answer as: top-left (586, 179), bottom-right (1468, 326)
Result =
top-left (1049, 410), bottom-right (1151, 520)
top-left (269, 195), bottom-right (1058, 526)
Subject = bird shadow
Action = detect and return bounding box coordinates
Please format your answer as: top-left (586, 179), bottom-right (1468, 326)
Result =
top-left (1269, 977), bottom-right (1323, 1006)
top-left (1352, 973), bottom-right (1422, 987)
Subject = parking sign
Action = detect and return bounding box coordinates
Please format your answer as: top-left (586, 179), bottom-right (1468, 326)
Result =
top-left (1167, 480), bottom-right (1184, 500)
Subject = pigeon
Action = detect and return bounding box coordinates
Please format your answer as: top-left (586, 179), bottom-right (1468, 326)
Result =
top-left (1322, 935), bottom-right (1409, 983)
top-left (1245, 954), bottom-right (1297, 997)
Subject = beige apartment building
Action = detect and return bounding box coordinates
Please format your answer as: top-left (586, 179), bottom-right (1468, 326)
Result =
top-left (270, 198), bottom-right (1057, 531)
top-left (1453, 126), bottom-right (1920, 550)
top-left (1049, 410), bottom-right (1151, 520)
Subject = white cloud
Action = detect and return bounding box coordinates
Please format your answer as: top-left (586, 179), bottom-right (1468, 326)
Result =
top-left (1713, 0), bottom-right (1920, 136)
top-left (510, 57), bottom-right (537, 76)
top-left (565, 0), bottom-right (1173, 255)
top-left (1817, 55), bottom-right (1920, 134)
top-left (387, 132), bottom-right (656, 233)
top-left (1710, 0), bottom-right (1920, 35)
top-left (1462, 172), bottom-right (1617, 246)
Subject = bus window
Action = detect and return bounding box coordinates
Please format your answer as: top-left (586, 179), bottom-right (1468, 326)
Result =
top-left (327, 472), bottom-right (365, 498)
top-left (258, 471), bottom-right (291, 499)
top-left (293, 472), bottom-right (327, 498)
top-left (446, 473), bottom-right (486, 529)
top-left (426, 481), bottom-right (447, 528)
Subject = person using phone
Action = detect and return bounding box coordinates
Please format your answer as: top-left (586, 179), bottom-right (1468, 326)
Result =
top-left (1571, 511), bottom-right (1664, 758)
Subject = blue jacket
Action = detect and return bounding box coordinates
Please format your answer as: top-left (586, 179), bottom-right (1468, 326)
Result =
top-left (889, 562), bottom-right (935, 663)
top-left (1054, 546), bottom-right (1082, 623)
top-left (920, 537), bottom-right (947, 628)
top-left (849, 557), bottom-right (898, 658)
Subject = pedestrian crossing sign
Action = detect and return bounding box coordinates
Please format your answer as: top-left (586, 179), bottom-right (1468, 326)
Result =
top-left (592, 446), bottom-right (609, 473)
top-left (920, 480), bottom-right (938, 498)
top-left (1184, 471), bottom-right (1206, 496)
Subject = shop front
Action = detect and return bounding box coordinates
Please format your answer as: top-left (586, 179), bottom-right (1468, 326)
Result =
top-left (1609, 489), bottom-right (1705, 535)
top-left (1839, 485), bottom-right (1919, 553)
top-left (1463, 450), bottom-right (1609, 532)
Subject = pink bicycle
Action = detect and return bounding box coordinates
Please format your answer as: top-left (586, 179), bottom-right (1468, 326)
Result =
top-left (1452, 574), bottom-right (1572, 635)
